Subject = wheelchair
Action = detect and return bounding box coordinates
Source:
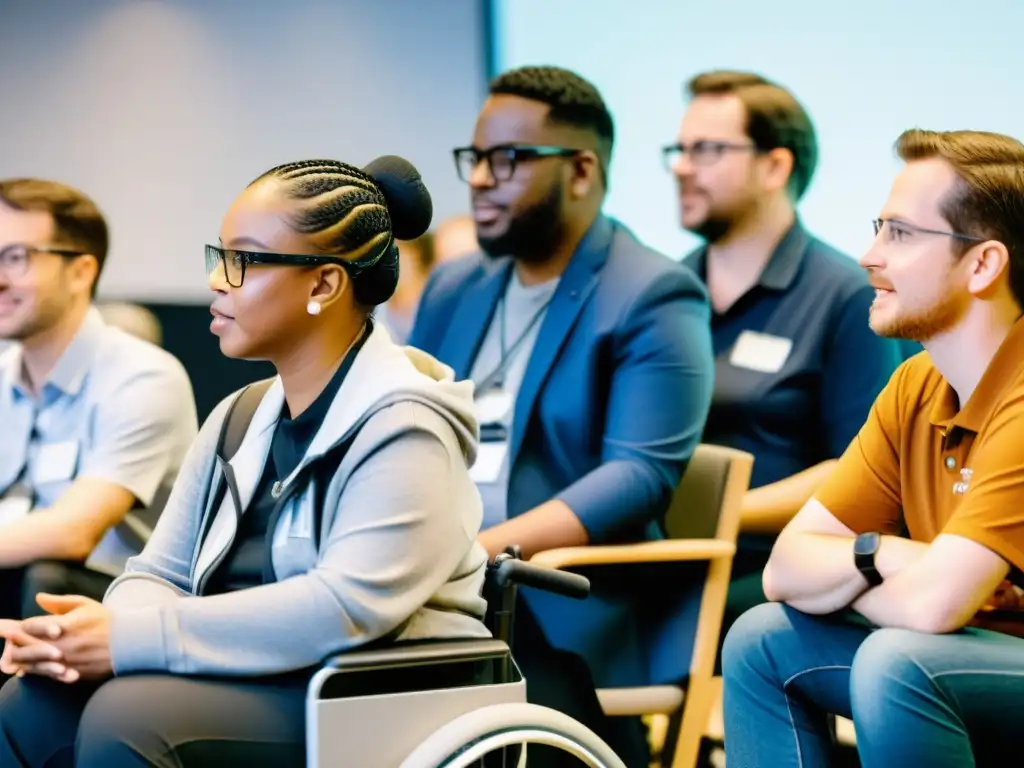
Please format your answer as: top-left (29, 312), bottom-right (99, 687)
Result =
top-left (306, 547), bottom-right (627, 767)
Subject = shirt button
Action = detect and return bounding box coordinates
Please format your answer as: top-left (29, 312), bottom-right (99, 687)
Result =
top-left (945, 456), bottom-right (957, 470)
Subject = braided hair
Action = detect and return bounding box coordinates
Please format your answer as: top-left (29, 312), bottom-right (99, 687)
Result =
top-left (252, 156), bottom-right (432, 306)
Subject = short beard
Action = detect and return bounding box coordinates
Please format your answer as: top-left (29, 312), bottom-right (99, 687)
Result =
top-left (871, 290), bottom-right (970, 343)
top-left (691, 216), bottom-right (734, 245)
top-left (0, 294), bottom-right (67, 343)
top-left (477, 182), bottom-right (565, 264)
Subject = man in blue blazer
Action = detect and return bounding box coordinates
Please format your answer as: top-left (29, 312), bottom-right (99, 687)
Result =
top-left (410, 65), bottom-right (715, 766)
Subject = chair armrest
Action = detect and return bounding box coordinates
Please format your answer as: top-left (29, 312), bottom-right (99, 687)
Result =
top-left (530, 539), bottom-right (736, 570)
top-left (321, 638), bottom-right (510, 672)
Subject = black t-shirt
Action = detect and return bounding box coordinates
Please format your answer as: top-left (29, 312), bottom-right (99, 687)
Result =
top-left (203, 323), bottom-right (369, 595)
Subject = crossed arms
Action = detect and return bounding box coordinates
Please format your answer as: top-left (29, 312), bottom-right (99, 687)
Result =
top-left (760, 350), bottom-right (1024, 634)
top-left (764, 498), bottom-right (1010, 634)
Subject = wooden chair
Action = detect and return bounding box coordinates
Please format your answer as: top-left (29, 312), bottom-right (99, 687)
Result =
top-left (532, 443), bottom-right (753, 768)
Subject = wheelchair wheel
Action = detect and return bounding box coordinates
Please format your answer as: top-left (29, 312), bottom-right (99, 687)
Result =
top-left (399, 702), bottom-right (627, 767)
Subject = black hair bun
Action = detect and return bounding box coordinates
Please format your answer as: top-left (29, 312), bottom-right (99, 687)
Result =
top-left (362, 155), bottom-right (433, 240)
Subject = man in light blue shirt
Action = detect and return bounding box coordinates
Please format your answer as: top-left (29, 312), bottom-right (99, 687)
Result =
top-left (0, 178), bottom-right (197, 619)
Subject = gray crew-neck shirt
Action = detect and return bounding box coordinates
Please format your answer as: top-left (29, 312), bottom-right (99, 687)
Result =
top-left (468, 270), bottom-right (559, 529)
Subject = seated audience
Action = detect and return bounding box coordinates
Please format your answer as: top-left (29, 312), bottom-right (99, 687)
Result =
top-left (0, 179), bottom-right (196, 618)
top-left (433, 212), bottom-right (479, 262)
top-left (96, 302), bottom-right (164, 346)
top-left (0, 156), bottom-right (490, 767)
top-left (723, 129), bottom-right (1024, 767)
top-left (411, 65), bottom-right (715, 767)
top-left (379, 215), bottom-right (480, 344)
top-left (377, 231), bottom-right (435, 343)
top-left (667, 71), bottom-right (903, 656)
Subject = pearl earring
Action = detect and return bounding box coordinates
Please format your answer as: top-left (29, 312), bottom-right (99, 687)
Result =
top-left (306, 300), bottom-right (321, 316)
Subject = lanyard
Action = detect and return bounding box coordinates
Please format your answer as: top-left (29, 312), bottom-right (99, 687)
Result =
top-left (476, 294), bottom-right (553, 392)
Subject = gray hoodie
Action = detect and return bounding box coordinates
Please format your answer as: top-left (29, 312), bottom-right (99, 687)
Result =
top-left (104, 322), bottom-right (490, 676)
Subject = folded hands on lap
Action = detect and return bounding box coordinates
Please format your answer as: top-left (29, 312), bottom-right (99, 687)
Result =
top-left (0, 593), bottom-right (113, 684)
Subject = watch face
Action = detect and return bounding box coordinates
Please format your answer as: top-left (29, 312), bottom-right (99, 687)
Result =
top-left (854, 531), bottom-right (880, 556)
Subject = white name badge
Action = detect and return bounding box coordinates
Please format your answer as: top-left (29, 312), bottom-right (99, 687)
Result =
top-left (729, 331), bottom-right (793, 374)
top-left (0, 494), bottom-right (31, 525)
top-left (33, 440), bottom-right (80, 485)
top-left (469, 441), bottom-right (508, 485)
top-left (475, 390), bottom-right (514, 425)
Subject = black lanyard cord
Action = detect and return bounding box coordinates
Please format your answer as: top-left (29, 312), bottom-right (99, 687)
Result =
top-left (476, 295), bottom-right (553, 392)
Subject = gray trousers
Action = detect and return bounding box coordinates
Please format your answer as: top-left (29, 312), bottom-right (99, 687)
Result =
top-left (0, 673), bottom-right (308, 767)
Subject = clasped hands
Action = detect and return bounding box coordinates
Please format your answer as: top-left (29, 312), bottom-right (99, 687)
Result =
top-left (0, 593), bottom-right (113, 684)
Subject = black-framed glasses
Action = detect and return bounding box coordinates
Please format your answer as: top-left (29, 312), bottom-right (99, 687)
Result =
top-left (872, 218), bottom-right (985, 246)
top-left (205, 239), bottom-right (392, 289)
top-left (661, 140), bottom-right (761, 171)
top-left (0, 244), bottom-right (87, 278)
top-left (452, 144), bottom-right (583, 183)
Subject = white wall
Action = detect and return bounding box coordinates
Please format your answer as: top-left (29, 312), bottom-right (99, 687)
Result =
top-left (0, 0), bottom-right (486, 301)
top-left (491, 0), bottom-right (1024, 261)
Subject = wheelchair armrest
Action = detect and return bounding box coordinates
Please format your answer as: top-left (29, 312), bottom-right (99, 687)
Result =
top-left (321, 638), bottom-right (511, 673)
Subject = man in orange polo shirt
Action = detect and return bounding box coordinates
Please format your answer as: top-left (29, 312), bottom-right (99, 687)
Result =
top-left (721, 128), bottom-right (1024, 768)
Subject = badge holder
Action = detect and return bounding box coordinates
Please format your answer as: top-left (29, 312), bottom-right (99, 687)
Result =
top-left (470, 389), bottom-right (513, 485)
top-left (0, 482), bottom-right (33, 525)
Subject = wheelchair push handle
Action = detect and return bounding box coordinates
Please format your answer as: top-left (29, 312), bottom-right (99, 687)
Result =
top-left (492, 555), bottom-right (590, 600)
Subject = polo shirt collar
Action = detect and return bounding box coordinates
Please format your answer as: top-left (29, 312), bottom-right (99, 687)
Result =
top-left (684, 218), bottom-right (811, 291)
top-left (929, 315), bottom-right (1024, 431)
top-left (6, 307), bottom-right (105, 400)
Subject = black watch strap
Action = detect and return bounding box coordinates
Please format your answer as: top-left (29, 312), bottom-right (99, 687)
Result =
top-left (854, 532), bottom-right (883, 587)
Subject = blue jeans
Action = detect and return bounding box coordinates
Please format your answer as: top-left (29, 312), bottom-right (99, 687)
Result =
top-left (722, 602), bottom-right (1024, 767)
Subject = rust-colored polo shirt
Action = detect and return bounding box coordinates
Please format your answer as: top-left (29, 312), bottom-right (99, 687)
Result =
top-left (815, 318), bottom-right (1024, 632)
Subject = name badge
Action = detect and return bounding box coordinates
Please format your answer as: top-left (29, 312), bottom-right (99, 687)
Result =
top-left (33, 440), bottom-right (80, 485)
top-left (0, 485), bottom-right (32, 525)
top-left (469, 441), bottom-right (508, 485)
top-left (0, 498), bottom-right (31, 525)
top-left (475, 389), bottom-right (514, 425)
top-left (729, 331), bottom-right (793, 374)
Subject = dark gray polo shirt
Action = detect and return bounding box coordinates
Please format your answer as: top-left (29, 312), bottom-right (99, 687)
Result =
top-left (684, 222), bottom-right (904, 501)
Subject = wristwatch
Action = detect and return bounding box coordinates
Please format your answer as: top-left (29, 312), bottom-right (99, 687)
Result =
top-left (854, 531), bottom-right (883, 587)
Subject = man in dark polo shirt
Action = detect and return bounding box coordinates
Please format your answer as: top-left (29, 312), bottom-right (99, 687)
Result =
top-left (722, 128), bottom-right (1024, 767)
top-left (664, 70), bottom-right (904, 640)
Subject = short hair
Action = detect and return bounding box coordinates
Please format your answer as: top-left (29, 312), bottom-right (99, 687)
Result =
top-left (685, 70), bottom-right (819, 201)
top-left (896, 129), bottom-right (1024, 307)
top-left (490, 65), bottom-right (615, 166)
top-left (0, 178), bottom-right (110, 294)
top-left (253, 157), bottom-right (432, 307)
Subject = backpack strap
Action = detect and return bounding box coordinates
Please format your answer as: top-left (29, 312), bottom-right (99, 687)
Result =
top-left (216, 378), bottom-right (275, 462)
top-left (115, 378), bottom-right (276, 554)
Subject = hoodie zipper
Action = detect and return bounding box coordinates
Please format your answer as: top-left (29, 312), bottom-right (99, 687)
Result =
top-left (195, 461), bottom-right (245, 596)
top-left (258, 433), bottom-right (358, 583)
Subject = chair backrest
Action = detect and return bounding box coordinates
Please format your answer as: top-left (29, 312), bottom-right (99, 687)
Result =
top-left (663, 443), bottom-right (752, 545)
top-left (642, 444), bottom-right (753, 768)
top-left (639, 444), bottom-right (753, 688)
top-left (673, 444), bottom-right (751, 680)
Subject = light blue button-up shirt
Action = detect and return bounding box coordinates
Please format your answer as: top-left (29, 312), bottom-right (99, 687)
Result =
top-left (0, 308), bottom-right (197, 573)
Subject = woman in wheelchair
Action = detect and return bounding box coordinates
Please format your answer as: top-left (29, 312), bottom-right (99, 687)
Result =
top-left (0, 156), bottom-right (491, 767)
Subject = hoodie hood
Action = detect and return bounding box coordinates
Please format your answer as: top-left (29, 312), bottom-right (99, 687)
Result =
top-left (239, 321), bottom-right (480, 486)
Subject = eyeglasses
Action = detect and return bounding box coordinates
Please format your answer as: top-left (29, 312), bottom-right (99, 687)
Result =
top-left (872, 218), bottom-right (985, 246)
top-left (205, 239), bottom-right (391, 289)
top-left (661, 140), bottom-right (760, 170)
top-left (452, 145), bottom-right (582, 183)
top-left (0, 244), bottom-right (87, 278)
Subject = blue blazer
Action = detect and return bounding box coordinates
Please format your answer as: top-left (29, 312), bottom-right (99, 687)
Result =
top-left (410, 216), bottom-right (715, 687)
